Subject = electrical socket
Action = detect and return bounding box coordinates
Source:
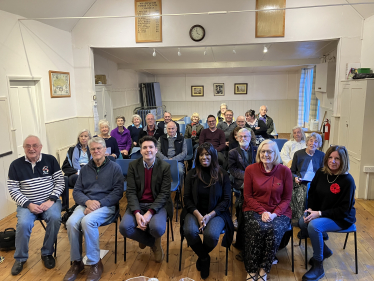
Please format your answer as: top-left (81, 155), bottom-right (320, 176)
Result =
top-left (363, 166), bottom-right (374, 173)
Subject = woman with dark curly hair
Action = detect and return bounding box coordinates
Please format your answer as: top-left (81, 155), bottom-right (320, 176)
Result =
top-left (299, 146), bottom-right (356, 281)
top-left (181, 142), bottom-right (233, 280)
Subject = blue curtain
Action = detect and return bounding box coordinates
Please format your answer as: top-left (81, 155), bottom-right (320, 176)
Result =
top-left (298, 68), bottom-right (315, 127)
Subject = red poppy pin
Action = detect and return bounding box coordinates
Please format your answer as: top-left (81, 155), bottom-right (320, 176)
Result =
top-left (330, 183), bottom-right (340, 194)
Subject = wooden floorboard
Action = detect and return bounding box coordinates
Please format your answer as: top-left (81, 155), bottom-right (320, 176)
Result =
top-left (1, 191), bottom-right (374, 281)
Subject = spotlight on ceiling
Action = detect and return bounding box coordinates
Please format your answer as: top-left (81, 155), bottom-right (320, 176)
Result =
top-left (178, 48), bottom-right (182, 56)
top-left (204, 47), bottom-right (207, 56)
top-left (153, 48), bottom-right (156, 57)
top-left (233, 47), bottom-right (236, 54)
top-left (263, 46), bottom-right (268, 53)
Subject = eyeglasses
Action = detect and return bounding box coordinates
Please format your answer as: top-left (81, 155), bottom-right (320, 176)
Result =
top-left (24, 144), bottom-right (40, 149)
top-left (207, 120), bottom-right (216, 123)
top-left (238, 135), bottom-right (250, 139)
top-left (260, 150), bottom-right (274, 155)
top-left (90, 147), bottom-right (104, 151)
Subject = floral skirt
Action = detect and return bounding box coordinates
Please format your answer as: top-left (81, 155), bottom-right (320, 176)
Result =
top-left (243, 211), bottom-right (290, 273)
top-left (290, 183), bottom-right (308, 221)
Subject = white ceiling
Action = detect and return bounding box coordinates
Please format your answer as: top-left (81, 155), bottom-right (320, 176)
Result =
top-left (0, 0), bottom-right (374, 31)
top-left (94, 40), bottom-right (338, 75)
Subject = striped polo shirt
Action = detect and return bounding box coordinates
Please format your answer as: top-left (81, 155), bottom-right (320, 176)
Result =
top-left (7, 153), bottom-right (65, 208)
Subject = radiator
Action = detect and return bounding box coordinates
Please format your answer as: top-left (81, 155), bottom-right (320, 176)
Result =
top-left (56, 144), bottom-right (74, 167)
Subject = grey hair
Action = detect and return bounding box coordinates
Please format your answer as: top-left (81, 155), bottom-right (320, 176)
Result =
top-left (115, 115), bottom-right (125, 122)
top-left (238, 128), bottom-right (251, 137)
top-left (23, 135), bottom-right (42, 146)
top-left (131, 114), bottom-right (142, 123)
top-left (306, 132), bottom-right (323, 148)
top-left (260, 105), bottom-right (268, 111)
top-left (146, 113), bottom-right (155, 119)
top-left (77, 129), bottom-right (92, 144)
top-left (164, 111), bottom-right (172, 117)
top-left (256, 140), bottom-right (281, 165)
top-left (290, 126), bottom-right (306, 141)
top-left (88, 136), bottom-right (106, 149)
top-left (220, 103), bottom-right (227, 108)
top-left (98, 119), bottom-right (110, 130)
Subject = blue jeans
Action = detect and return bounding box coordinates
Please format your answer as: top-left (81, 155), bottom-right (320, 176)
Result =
top-left (14, 200), bottom-right (62, 262)
top-left (183, 213), bottom-right (225, 249)
top-left (298, 216), bottom-right (342, 261)
top-left (119, 207), bottom-right (167, 247)
top-left (66, 205), bottom-right (115, 265)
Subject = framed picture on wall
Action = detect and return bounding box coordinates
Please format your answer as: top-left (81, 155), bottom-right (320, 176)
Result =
top-left (213, 83), bottom-right (224, 96)
top-left (49, 70), bottom-right (71, 98)
top-left (234, 83), bottom-right (248, 94)
top-left (191, 86), bottom-right (204, 97)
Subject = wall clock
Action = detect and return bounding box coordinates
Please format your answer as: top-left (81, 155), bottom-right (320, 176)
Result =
top-left (189, 25), bottom-right (205, 42)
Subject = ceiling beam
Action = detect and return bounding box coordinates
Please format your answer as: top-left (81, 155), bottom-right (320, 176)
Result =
top-left (118, 58), bottom-right (320, 71)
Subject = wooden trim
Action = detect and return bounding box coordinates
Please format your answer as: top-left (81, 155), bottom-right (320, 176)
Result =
top-left (255, 0), bottom-right (286, 38)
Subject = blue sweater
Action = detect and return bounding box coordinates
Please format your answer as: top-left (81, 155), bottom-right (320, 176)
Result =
top-left (127, 125), bottom-right (142, 144)
top-left (73, 158), bottom-right (124, 207)
top-left (291, 149), bottom-right (325, 181)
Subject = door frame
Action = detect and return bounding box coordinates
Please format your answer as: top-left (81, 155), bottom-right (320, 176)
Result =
top-left (6, 76), bottom-right (48, 154)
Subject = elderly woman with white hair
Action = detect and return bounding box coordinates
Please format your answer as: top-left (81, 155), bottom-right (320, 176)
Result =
top-left (217, 103), bottom-right (228, 124)
top-left (184, 112), bottom-right (204, 148)
top-left (243, 140), bottom-right (293, 281)
top-left (290, 132), bottom-right (324, 222)
top-left (94, 119), bottom-right (120, 159)
top-left (127, 114), bottom-right (142, 147)
top-left (280, 126), bottom-right (307, 168)
top-left (62, 129), bottom-right (92, 187)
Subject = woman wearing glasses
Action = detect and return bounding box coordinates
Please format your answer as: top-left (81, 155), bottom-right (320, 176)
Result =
top-left (299, 146), bottom-right (356, 281)
top-left (243, 140), bottom-right (293, 281)
top-left (181, 142), bottom-right (234, 280)
top-left (290, 133), bottom-right (324, 223)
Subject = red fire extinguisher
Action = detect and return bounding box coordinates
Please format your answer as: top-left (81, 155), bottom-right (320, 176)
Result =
top-left (323, 119), bottom-right (330, 141)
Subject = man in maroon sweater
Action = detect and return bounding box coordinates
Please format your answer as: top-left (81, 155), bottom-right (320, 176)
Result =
top-left (199, 114), bottom-right (227, 168)
top-left (119, 136), bottom-right (172, 263)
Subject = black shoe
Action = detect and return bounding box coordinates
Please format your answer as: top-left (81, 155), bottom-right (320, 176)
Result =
top-left (200, 255), bottom-right (210, 279)
top-left (309, 242), bottom-right (333, 265)
top-left (302, 259), bottom-right (325, 281)
top-left (11, 260), bottom-right (26, 276)
top-left (41, 255), bottom-right (56, 269)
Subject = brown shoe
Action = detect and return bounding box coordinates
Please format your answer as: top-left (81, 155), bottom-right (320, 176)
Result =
top-left (86, 259), bottom-right (103, 281)
top-left (63, 260), bottom-right (84, 281)
top-left (151, 237), bottom-right (164, 263)
top-left (139, 242), bottom-right (146, 249)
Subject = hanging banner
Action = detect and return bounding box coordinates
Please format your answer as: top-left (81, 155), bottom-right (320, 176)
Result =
top-left (135, 0), bottom-right (162, 43)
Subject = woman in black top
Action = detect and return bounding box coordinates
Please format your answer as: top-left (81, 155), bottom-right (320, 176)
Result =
top-left (94, 119), bottom-right (120, 159)
top-left (181, 142), bottom-right (233, 280)
top-left (299, 146), bottom-right (356, 281)
top-left (245, 109), bottom-right (268, 145)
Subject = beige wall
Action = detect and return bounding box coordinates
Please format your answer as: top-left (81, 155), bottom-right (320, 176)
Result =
top-left (113, 103), bottom-right (142, 128)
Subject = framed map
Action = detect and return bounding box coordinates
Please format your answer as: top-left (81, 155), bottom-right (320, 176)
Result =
top-left (49, 70), bottom-right (71, 98)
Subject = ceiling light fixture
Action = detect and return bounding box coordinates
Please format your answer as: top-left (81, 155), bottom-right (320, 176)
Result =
top-left (178, 48), bottom-right (181, 56)
top-left (263, 46), bottom-right (268, 53)
top-left (153, 48), bottom-right (156, 57)
top-left (204, 47), bottom-right (207, 56)
top-left (233, 47), bottom-right (236, 54)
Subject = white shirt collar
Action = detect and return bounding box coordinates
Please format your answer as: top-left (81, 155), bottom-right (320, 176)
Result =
top-left (167, 133), bottom-right (178, 138)
top-left (25, 154), bottom-right (42, 164)
top-left (143, 158), bottom-right (156, 169)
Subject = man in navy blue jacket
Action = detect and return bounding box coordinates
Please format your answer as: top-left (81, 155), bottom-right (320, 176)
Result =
top-left (7, 135), bottom-right (65, 276)
top-left (63, 137), bottom-right (123, 281)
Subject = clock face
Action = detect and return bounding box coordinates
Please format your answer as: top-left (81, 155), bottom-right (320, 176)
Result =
top-left (189, 25), bottom-right (205, 42)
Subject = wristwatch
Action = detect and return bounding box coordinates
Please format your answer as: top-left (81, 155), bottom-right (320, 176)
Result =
top-left (49, 197), bottom-right (57, 202)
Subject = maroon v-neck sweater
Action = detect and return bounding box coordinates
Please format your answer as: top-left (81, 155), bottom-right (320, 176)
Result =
top-left (243, 162), bottom-right (293, 219)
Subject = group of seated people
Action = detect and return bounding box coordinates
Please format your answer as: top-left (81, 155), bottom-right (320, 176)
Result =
top-left (6, 105), bottom-right (356, 281)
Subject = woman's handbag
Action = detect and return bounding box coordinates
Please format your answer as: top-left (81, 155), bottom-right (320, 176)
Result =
top-left (0, 228), bottom-right (16, 250)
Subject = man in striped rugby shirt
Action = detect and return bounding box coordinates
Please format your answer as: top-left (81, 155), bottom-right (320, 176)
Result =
top-left (7, 135), bottom-right (64, 276)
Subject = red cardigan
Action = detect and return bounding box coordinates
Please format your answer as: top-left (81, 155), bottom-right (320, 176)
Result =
top-left (243, 162), bottom-right (293, 219)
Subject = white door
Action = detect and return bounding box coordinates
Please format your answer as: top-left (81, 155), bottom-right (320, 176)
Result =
top-left (8, 80), bottom-right (43, 158)
top-left (95, 85), bottom-right (113, 129)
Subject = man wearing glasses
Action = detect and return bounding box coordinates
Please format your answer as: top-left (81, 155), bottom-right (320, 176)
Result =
top-left (217, 109), bottom-right (237, 144)
top-left (7, 135), bottom-right (65, 275)
top-left (199, 114), bottom-right (227, 168)
top-left (228, 128), bottom-right (256, 260)
top-left (63, 137), bottom-right (123, 281)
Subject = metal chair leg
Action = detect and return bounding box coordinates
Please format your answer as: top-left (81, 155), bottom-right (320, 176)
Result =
top-left (343, 233), bottom-right (349, 249)
top-left (124, 237), bottom-right (126, 261)
top-left (179, 235), bottom-right (184, 271)
top-left (291, 226), bottom-right (294, 272)
top-left (354, 231), bottom-right (358, 274)
top-left (225, 244), bottom-right (228, 276)
top-left (170, 218), bottom-right (174, 241)
top-left (54, 240), bottom-right (57, 258)
top-left (115, 220), bottom-right (118, 264)
top-left (305, 237), bottom-right (308, 269)
top-left (167, 218), bottom-right (169, 263)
